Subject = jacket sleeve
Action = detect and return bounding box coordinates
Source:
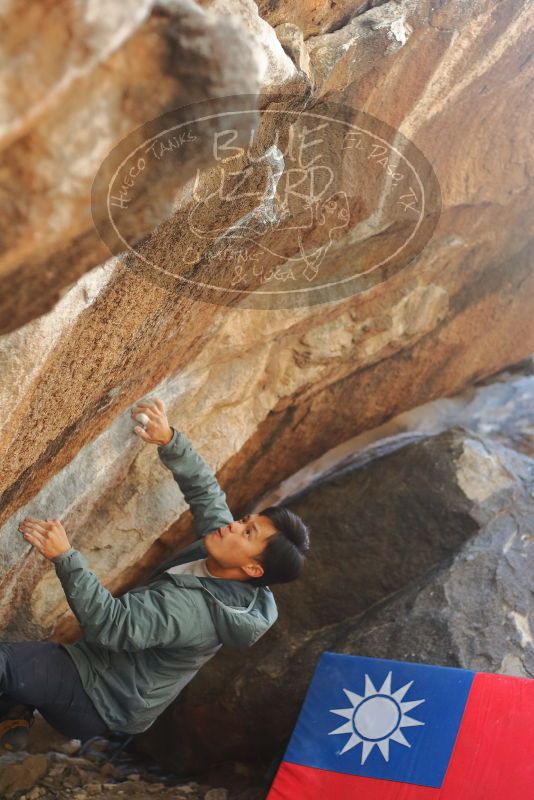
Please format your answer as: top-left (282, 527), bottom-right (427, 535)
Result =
top-left (53, 548), bottom-right (199, 652)
top-left (157, 427), bottom-right (234, 539)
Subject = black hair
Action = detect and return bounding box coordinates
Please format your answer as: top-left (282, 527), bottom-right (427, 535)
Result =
top-left (246, 505), bottom-right (310, 587)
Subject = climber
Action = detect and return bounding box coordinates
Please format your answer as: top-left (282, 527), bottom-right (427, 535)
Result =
top-left (0, 398), bottom-right (310, 752)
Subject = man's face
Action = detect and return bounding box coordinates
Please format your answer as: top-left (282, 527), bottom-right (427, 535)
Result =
top-left (204, 513), bottom-right (278, 574)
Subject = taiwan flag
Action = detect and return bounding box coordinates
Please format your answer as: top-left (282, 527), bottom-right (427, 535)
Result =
top-left (266, 652), bottom-right (534, 799)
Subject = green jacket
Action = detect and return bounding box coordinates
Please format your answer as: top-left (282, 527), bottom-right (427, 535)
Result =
top-left (53, 428), bottom-right (278, 734)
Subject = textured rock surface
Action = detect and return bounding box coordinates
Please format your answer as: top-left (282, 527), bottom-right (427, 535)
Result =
top-left (0, 0), bottom-right (531, 642)
top-left (0, 0), bottom-right (297, 332)
top-left (0, 0), bottom-right (532, 785)
top-left (137, 426), bottom-right (534, 773)
top-left (254, 356), bottom-right (534, 507)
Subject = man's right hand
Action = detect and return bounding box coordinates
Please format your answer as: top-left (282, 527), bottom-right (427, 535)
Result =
top-left (131, 398), bottom-right (174, 445)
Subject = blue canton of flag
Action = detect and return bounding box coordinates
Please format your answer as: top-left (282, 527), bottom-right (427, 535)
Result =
top-left (283, 652), bottom-right (475, 789)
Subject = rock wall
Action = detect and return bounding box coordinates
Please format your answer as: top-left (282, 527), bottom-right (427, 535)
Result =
top-left (0, 0), bottom-right (532, 754)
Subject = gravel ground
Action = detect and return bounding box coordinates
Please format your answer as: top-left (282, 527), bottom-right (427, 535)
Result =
top-left (0, 714), bottom-right (271, 800)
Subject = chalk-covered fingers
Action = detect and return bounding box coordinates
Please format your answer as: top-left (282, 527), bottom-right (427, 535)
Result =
top-left (131, 397), bottom-right (173, 446)
top-left (18, 517), bottom-right (72, 561)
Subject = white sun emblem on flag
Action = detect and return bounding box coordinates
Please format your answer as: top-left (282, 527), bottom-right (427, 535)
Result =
top-left (328, 671), bottom-right (425, 765)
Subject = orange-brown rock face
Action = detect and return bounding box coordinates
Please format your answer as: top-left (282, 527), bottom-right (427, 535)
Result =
top-left (0, 0), bottom-right (532, 656)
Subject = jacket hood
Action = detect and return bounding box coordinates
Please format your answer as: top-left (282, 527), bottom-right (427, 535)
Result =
top-left (156, 538), bottom-right (279, 648)
top-left (165, 572), bottom-right (278, 648)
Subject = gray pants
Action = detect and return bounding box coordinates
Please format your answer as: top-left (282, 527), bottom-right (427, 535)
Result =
top-left (0, 641), bottom-right (111, 742)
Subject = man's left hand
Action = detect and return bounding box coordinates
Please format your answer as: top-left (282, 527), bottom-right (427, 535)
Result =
top-left (18, 517), bottom-right (72, 560)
